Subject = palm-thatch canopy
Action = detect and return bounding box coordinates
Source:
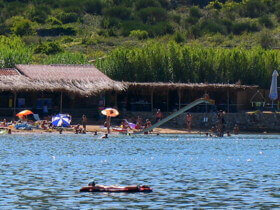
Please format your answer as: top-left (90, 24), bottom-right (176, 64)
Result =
top-left (0, 65), bottom-right (125, 96)
top-left (123, 82), bottom-right (258, 91)
top-left (0, 66), bottom-right (258, 97)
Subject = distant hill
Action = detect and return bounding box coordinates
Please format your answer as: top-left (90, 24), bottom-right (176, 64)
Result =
top-left (0, 0), bottom-right (279, 87)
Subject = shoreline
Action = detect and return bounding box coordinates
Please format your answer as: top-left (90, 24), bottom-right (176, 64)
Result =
top-left (4, 125), bottom-right (280, 135)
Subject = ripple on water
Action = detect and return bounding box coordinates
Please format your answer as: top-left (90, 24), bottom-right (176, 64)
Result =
top-left (1, 133), bottom-right (280, 208)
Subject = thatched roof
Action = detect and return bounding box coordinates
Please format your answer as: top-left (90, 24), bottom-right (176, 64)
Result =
top-left (0, 65), bottom-right (125, 96)
top-left (16, 64), bottom-right (111, 81)
top-left (124, 82), bottom-right (258, 91)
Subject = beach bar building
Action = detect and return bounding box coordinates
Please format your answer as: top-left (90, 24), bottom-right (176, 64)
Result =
top-left (116, 82), bottom-right (258, 113)
top-left (0, 65), bottom-right (124, 118)
top-left (0, 64), bottom-right (258, 119)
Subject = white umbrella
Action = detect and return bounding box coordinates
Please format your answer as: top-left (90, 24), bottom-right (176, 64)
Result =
top-left (269, 70), bottom-right (279, 108)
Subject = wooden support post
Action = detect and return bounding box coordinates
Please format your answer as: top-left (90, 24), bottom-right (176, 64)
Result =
top-left (60, 92), bottom-right (63, 113)
top-left (150, 89), bottom-right (154, 112)
top-left (114, 92), bottom-right (118, 107)
top-left (13, 92), bottom-right (17, 119)
top-left (227, 89), bottom-right (230, 113)
top-left (166, 90), bottom-right (169, 112)
top-left (178, 89), bottom-right (181, 110)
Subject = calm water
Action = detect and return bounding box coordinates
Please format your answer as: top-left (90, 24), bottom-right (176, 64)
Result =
top-left (1, 133), bottom-right (280, 209)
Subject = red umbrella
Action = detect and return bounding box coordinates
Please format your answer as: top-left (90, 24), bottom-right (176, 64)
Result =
top-left (16, 110), bottom-right (33, 117)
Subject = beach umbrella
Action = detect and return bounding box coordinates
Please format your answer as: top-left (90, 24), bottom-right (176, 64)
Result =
top-left (269, 70), bottom-right (279, 108)
top-left (16, 110), bottom-right (33, 117)
top-left (101, 108), bottom-right (119, 117)
top-left (51, 114), bottom-right (71, 127)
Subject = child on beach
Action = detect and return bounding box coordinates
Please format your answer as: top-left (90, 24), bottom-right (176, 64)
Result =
top-left (82, 114), bottom-right (87, 132)
top-left (185, 113), bottom-right (192, 131)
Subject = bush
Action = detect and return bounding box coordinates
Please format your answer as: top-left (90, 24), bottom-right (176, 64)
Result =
top-left (147, 21), bottom-right (173, 37)
top-left (258, 15), bottom-right (274, 28)
top-left (56, 12), bottom-right (79, 24)
top-left (37, 26), bottom-right (77, 36)
top-left (189, 24), bottom-right (202, 38)
top-left (258, 30), bottom-right (277, 49)
top-left (200, 19), bottom-right (227, 35)
top-left (137, 7), bottom-right (167, 24)
top-left (173, 31), bottom-right (185, 43)
top-left (185, 17), bottom-right (199, 25)
top-left (46, 17), bottom-right (62, 25)
top-left (25, 5), bottom-right (49, 23)
top-left (104, 6), bottom-right (131, 20)
top-left (189, 7), bottom-right (202, 19)
top-left (34, 41), bottom-right (63, 55)
top-left (11, 18), bottom-right (34, 36)
top-left (84, 0), bottom-right (103, 15)
top-left (243, 0), bottom-right (266, 18)
top-left (134, 0), bottom-right (161, 10)
top-left (129, 30), bottom-right (149, 40)
top-left (121, 21), bottom-right (173, 37)
top-left (232, 21), bottom-right (259, 35)
top-left (101, 17), bottom-right (121, 29)
top-left (171, 14), bottom-right (181, 24)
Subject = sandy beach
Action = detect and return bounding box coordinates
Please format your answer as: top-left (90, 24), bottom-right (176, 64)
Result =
top-left (6, 124), bottom-right (203, 135)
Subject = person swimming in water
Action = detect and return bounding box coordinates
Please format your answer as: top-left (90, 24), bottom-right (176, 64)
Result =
top-left (101, 133), bottom-right (108, 138)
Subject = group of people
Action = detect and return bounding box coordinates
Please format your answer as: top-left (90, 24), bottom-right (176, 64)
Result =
top-left (74, 114), bottom-right (87, 134)
top-left (206, 110), bottom-right (240, 137)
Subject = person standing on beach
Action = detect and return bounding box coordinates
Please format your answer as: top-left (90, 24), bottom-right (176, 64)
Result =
top-left (105, 116), bottom-right (111, 134)
top-left (155, 109), bottom-right (163, 122)
top-left (185, 113), bottom-right (192, 131)
top-left (82, 114), bottom-right (87, 132)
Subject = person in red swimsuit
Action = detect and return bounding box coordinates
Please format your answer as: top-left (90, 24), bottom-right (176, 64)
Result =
top-left (79, 181), bottom-right (152, 193)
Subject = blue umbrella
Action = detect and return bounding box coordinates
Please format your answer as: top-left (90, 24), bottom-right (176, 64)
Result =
top-left (52, 114), bottom-right (71, 127)
top-left (269, 70), bottom-right (279, 108)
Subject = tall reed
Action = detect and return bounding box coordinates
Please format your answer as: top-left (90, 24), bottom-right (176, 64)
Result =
top-left (97, 41), bottom-right (280, 88)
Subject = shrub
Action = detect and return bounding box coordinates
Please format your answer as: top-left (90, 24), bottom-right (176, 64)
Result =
top-left (37, 26), bottom-right (76, 36)
top-left (25, 5), bottom-right (49, 23)
top-left (84, 0), bottom-right (103, 15)
top-left (207, 0), bottom-right (222, 10)
top-left (173, 31), bottom-right (185, 43)
top-left (104, 6), bottom-right (131, 20)
top-left (158, 0), bottom-right (170, 9)
top-left (189, 24), bottom-right (202, 38)
top-left (121, 21), bottom-right (173, 37)
top-left (243, 0), bottom-right (266, 18)
top-left (43, 52), bottom-right (88, 64)
top-left (129, 30), bottom-right (149, 40)
top-left (232, 21), bottom-right (259, 35)
top-left (11, 18), bottom-right (34, 36)
top-left (134, 0), bottom-right (161, 10)
top-left (137, 7), bottom-right (167, 24)
top-left (189, 6), bottom-right (202, 19)
top-left (171, 14), bottom-right (181, 24)
top-left (258, 30), bottom-right (277, 49)
top-left (258, 15), bottom-right (274, 28)
top-left (147, 21), bottom-right (173, 37)
top-left (34, 41), bottom-right (63, 55)
top-left (200, 19), bottom-right (227, 35)
top-left (56, 12), bottom-right (79, 24)
top-left (185, 17), bottom-right (199, 25)
top-left (101, 17), bottom-right (121, 29)
top-left (46, 17), bottom-right (62, 25)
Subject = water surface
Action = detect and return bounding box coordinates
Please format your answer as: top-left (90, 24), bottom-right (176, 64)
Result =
top-left (1, 134), bottom-right (280, 208)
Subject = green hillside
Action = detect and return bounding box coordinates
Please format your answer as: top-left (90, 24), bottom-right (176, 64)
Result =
top-left (0, 0), bottom-right (279, 87)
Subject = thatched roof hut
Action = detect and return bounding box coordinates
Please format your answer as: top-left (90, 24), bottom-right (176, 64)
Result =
top-left (123, 82), bottom-right (258, 91)
top-left (0, 65), bottom-right (125, 96)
